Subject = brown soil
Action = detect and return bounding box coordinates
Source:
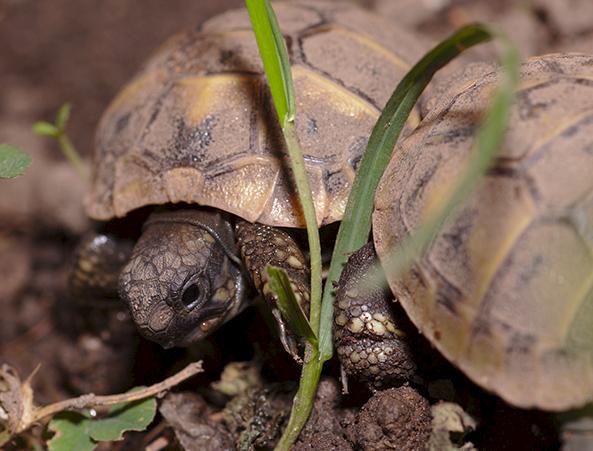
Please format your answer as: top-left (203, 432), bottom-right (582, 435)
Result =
top-left (1, 0), bottom-right (591, 449)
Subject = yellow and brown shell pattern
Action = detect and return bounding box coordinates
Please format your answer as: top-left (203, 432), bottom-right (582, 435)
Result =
top-left (86, 1), bottom-right (430, 227)
top-left (374, 53), bottom-right (593, 411)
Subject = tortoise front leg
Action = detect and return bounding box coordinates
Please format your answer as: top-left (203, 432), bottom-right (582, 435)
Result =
top-left (66, 232), bottom-right (138, 394)
top-left (235, 220), bottom-right (309, 362)
top-left (70, 232), bottom-right (134, 303)
top-left (334, 243), bottom-right (416, 389)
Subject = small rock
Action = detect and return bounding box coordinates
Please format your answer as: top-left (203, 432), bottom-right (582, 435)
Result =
top-left (557, 405), bottom-right (593, 451)
top-left (211, 361), bottom-right (262, 397)
top-left (429, 401), bottom-right (477, 451)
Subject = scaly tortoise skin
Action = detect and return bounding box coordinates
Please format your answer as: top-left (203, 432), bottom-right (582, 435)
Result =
top-left (336, 53), bottom-right (593, 410)
top-left (72, 1), bottom-right (430, 354)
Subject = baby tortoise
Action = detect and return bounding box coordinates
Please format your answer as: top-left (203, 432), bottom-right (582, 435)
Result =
top-left (71, 1), bottom-right (430, 357)
top-left (336, 53), bottom-right (593, 410)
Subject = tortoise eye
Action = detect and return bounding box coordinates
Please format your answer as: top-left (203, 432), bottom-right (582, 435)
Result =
top-left (180, 278), bottom-right (209, 311)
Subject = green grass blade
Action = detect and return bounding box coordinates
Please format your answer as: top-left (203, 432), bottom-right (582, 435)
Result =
top-left (266, 266), bottom-right (318, 346)
top-left (246, 0), bottom-right (295, 126)
top-left (246, 0), bottom-right (322, 335)
top-left (319, 24), bottom-right (507, 359)
top-left (246, 3), bottom-right (324, 449)
top-left (281, 124), bottom-right (323, 333)
top-left (379, 31), bottom-right (520, 283)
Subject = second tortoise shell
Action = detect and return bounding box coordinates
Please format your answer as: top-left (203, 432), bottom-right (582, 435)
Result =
top-left (374, 53), bottom-right (593, 410)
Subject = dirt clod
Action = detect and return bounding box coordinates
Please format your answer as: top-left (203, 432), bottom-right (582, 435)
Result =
top-left (296, 378), bottom-right (356, 449)
top-left (346, 386), bottom-right (432, 451)
top-left (224, 383), bottom-right (294, 450)
top-left (293, 431), bottom-right (354, 451)
top-left (160, 392), bottom-right (234, 451)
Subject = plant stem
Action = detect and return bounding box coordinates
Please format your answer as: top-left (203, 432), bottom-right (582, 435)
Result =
top-left (282, 123), bottom-right (322, 335)
top-left (34, 362), bottom-right (202, 424)
top-left (57, 133), bottom-right (89, 182)
top-left (275, 345), bottom-right (323, 451)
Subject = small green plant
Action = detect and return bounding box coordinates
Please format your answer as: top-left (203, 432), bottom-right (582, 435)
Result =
top-left (246, 1), bottom-right (519, 449)
top-left (33, 103), bottom-right (88, 182)
top-left (0, 363), bottom-right (202, 449)
top-left (0, 144), bottom-right (31, 178)
top-left (47, 390), bottom-right (156, 451)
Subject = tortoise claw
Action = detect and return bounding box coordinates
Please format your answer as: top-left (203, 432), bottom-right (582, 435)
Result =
top-left (272, 308), bottom-right (303, 364)
top-left (235, 220), bottom-right (310, 361)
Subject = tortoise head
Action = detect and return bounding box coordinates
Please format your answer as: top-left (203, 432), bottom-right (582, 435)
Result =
top-left (118, 209), bottom-right (246, 348)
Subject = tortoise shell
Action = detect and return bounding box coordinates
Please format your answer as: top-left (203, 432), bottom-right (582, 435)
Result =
top-left (86, 1), bottom-right (429, 227)
top-left (373, 53), bottom-right (593, 410)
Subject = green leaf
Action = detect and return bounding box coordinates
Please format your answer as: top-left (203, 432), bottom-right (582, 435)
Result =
top-left (0, 144), bottom-right (32, 178)
top-left (32, 121), bottom-right (59, 137)
top-left (48, 411), bottom-right (96, 451)
top-left (47, 390), bottom-right (156, 450)
top-left (89, 395), bottom-right (156, 442)
top-left (246, 0), bottom-right (295, 127)
top-left (318, 24), bottom-right (514, 359)
top-left (266, 266), bottom-right (318, 347)
top-left (55, 103), bottom-right (71, 130)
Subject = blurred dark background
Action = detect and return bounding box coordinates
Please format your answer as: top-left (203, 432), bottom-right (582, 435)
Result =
top-left (0, 0), bottom-right (246, 165)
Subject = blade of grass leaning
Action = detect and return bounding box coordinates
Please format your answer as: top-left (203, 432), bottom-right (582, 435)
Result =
top-left (379, 34), bottom-right (519, 283)
top-left (318, 24), bottom-right (511, 359)
top-left (266, 266), bottom-right (318, 346)
top-left (246, 0), bottom-right (322, 335)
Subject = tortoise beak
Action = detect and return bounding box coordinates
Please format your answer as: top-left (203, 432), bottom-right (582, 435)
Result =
top-left (132, 301), bottom-right (176, 347)
top-left (133, 294), bottom-right (236, 348)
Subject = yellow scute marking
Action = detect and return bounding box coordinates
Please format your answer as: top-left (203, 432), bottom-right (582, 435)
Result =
top-left (107, 70), bottom-right (164, 113)
top-left (292, 66), bottom-right (379, 118)
top-left (176, 74), bottom-right (259, 124)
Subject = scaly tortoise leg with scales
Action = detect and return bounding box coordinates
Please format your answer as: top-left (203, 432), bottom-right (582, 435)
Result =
top-left (70, 233), bottom-right (134, 303)
top-left (68, 233), bottom-right (138, 393)
top-left (334, 243), bottom-right (416, 389)
top-left (235, 220), bottom-right (310, 362)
